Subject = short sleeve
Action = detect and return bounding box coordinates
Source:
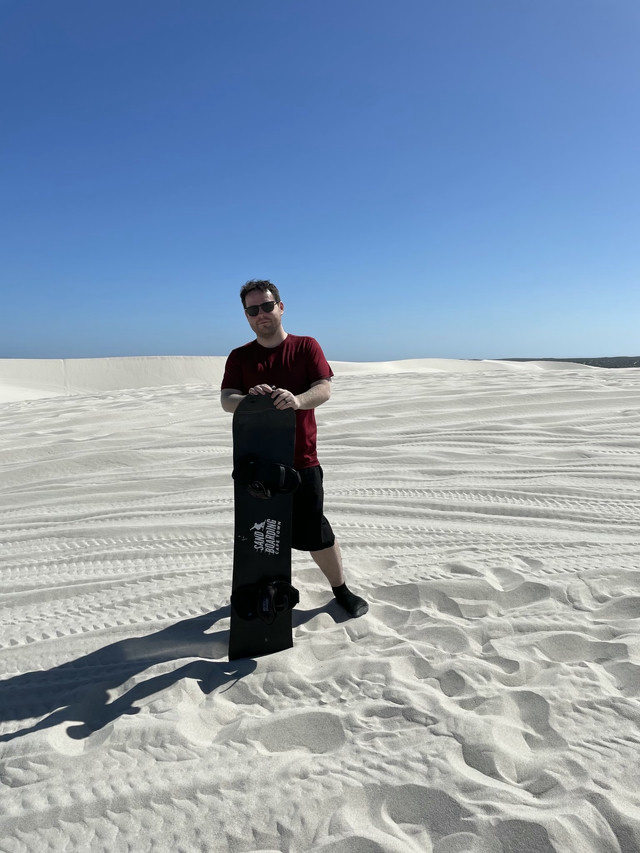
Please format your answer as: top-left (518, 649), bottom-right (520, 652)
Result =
top-left (306, 338), bottom-right (334, 384)
top-left (221, 349), bottom-right (244, 391)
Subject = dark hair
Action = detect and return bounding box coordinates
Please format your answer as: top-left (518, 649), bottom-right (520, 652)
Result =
top-left (240, 279), bottom-right (281, 307)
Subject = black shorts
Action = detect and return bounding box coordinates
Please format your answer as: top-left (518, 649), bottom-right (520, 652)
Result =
top-left (291, 465), bottom-right (335, 552)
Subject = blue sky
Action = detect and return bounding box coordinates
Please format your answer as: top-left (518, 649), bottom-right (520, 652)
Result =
top-left (2, 0), bottom-right (638, 361)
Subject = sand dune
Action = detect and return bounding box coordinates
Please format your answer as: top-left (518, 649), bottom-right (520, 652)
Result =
top-left (1, 357), bottom-right (639, 852)
top-left (0, 356), bottom-right (229, 402)
top-left (0, 355), bottom-right (597, 403)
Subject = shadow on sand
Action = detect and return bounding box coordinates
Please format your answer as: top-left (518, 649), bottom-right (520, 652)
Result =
top-left (0, 601), bottom-right (341, 743)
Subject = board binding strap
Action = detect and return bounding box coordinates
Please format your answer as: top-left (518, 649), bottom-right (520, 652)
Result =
top-left (231, 580), bottom-right (300, 625)
top-left (233, 455), bottom-right (301, 499)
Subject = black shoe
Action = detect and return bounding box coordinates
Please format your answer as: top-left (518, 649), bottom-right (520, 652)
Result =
top-left (332, 584), bottom-right (369, 618)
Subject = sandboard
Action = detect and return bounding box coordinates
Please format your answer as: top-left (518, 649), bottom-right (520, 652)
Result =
top-left (228, 393), bottom-right (300, 660)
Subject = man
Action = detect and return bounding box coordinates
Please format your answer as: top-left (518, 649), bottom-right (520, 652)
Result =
top-left (221, 279), bottom-right (368, 619)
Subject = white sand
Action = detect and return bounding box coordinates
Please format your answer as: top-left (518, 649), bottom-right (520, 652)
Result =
top-left (1, 356), bottom-right (639, 852)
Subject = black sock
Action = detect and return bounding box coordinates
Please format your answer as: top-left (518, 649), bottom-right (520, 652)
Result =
top-left (331, 583), bottom-right (369, 618)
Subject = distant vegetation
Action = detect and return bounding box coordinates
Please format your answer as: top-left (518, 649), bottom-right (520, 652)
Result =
top-left (505, 357), bottom-right (640, 369)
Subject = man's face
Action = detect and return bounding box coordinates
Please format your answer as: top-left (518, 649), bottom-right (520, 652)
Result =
top-left (244, 289), bottom-right (283, 336)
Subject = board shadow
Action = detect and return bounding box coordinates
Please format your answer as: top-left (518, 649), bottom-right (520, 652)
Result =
top-left (0, 607), bottom-right (245, 742)
top-left (0, 600), bottom-right (342, 742)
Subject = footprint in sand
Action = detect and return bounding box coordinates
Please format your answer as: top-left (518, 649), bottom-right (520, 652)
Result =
top-left (453, 690), bottom-right (566, 788)
top-left (249, 710), bottom-right (346, 754)
top-left (326, 784), bottom-right (477, 853)
top-left (605, 662), bottom-right (640, 697)
top-left (496, 820), bottom-right (555, 853)
top-left (382, 784), bottom-right (474, 838)
top-left (536, 632), bottom-right (628, 664)
top-left (595, 597), bottom-right (640, 620)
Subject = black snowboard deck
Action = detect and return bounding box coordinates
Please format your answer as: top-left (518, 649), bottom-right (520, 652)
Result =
top-left (229, 393), bottom-right (298, 661)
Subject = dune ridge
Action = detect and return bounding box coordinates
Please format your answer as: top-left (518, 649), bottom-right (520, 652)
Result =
top-left (0, 355), bottom-right (600, 403)
top-left (1, 357), bottom-right (640, 851)
top-left (0, 356), bottom-right (229, 402)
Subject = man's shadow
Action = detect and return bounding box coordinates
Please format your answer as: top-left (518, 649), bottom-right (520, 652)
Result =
top-left (0, 602), bottom-right (339, 743)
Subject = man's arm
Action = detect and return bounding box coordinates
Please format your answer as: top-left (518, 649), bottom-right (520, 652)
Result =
top-left (220, 388), bottom-right (245, 413)
top-left (223, 379), bottom-right (332, 413)
top-left (296, 378), bottom-right (331, 410)
top-left (272, 378), bottom-right (331, 411)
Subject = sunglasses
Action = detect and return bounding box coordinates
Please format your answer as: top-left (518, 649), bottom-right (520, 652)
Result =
top-left (245, 301), bottom-right (277, 317)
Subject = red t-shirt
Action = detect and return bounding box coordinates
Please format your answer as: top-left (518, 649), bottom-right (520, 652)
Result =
top-left (221, 334), bottom-right (334, 469)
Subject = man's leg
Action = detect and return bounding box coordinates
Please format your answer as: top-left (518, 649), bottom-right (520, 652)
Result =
top-left (311, 540), bottom-right (368, 618)
top-left (310, 541), bottom-right (344, 587)
top-left (294, 468), bottom-right (368, 618)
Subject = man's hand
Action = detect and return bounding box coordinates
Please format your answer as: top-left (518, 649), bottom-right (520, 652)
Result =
top-left (271, 387), bottom-right (301, 410)
top-left (245, 379), bottom-right (330, 411)
top-left (248, 384), bottom-right (275, 396)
